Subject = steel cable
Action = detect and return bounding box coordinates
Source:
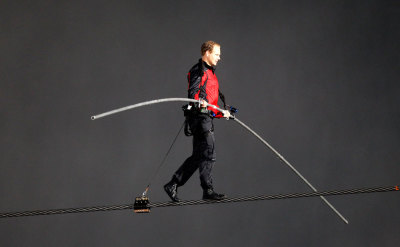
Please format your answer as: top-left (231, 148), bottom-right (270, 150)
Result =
top-left (1, 185), bottom-right (397, 218)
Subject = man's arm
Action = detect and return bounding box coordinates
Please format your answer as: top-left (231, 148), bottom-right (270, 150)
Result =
top-left (187, 70), bottom-right (205, 100)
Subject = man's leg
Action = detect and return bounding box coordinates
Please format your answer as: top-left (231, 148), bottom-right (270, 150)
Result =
top-left (196, 126), bottom-right (225, 200)
top-left (172, 156), bottom-right (200, 187)
top-left (164, 129), bottom-right (202, 202)
top-left (164, 156), bottom-right (199, 202)
top-left (197, 131), bottom-right (216, 191)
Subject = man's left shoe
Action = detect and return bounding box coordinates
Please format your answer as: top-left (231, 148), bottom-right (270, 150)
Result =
top-left (203, 189), bottom-right (226, 200)
top-left (164, 182), bottom-right (180, 202)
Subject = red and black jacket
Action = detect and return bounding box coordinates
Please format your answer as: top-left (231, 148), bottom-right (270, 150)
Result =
top-left (187, 59), bottom-right (224, 118)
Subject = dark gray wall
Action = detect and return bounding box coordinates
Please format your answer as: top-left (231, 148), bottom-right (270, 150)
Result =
top-left (1, 0), bottom-right (399, 246)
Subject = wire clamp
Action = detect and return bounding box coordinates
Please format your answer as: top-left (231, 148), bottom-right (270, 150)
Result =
top-left (134, 197), bottom-right (150, 213)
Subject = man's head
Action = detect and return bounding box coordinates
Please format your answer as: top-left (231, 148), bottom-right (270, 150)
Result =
top-left (201, 41), bottom-right (221, 67)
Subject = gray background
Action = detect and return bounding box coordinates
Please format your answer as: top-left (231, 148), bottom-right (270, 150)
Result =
top-left (1, 0), bottom-right (399, 246)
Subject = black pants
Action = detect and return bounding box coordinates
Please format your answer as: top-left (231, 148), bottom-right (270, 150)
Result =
top-left (172, 114), bottom-right (216, 191)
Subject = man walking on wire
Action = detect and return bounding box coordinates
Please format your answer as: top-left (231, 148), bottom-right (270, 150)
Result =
top-left (164, 41), bottom-right (231, 202)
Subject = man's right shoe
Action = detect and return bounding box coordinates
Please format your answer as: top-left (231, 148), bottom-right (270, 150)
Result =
top-left (164, 182), bottom-right (180, 202)
top-left (202, 189), bottom-right (226, 200)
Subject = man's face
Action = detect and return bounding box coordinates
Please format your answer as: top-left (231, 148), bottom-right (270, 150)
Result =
top-left (205, 45), bottom-right (221, 66)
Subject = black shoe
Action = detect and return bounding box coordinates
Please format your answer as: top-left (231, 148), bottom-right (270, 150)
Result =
top-left (164, 182), bottom-right (180, 202)
top-left (202, 189), bottom-right (226, 200)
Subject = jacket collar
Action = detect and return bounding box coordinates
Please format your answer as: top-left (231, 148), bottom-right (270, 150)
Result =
top-left (199, 59), bottom-right (215, 73)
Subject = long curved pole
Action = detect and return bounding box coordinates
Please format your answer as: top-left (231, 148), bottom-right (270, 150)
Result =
top-left (91, 98), bottom-right (226, 120)
top-left (91, 97), bottom-right (349, 224)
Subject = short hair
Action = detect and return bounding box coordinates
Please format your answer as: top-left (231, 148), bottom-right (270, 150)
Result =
top-left (201, 41), bottom-right (220, 56)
